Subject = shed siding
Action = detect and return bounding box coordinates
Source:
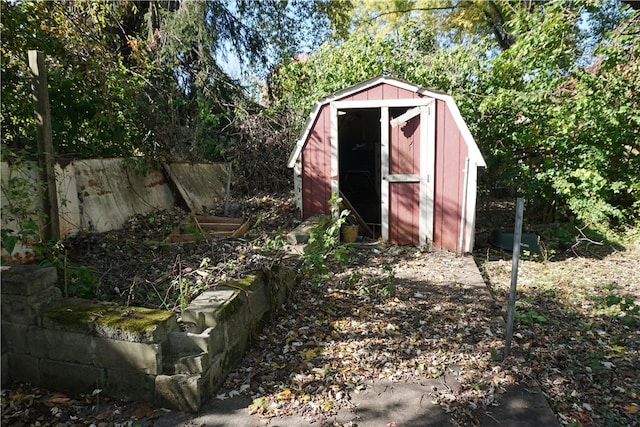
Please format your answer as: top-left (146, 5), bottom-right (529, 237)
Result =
top-left (342, 83), bottom-right (423, 102)
top-left (383, 84), bottom-right (420, 100)
top-left (389, 115), bottom-right (420, 175)
top-left (433, 100), bottom-right (468, 252)
top-left (295, 78), bottom-right (481, 252)
top-left (302, 105), bottom-right (332, 218)
top-left (389, 182), bottom-right (420, 245)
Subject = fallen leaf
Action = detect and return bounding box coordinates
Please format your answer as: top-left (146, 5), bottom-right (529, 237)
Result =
top-left (131, 403), bottom-right (154, 419)
top-left (95, 409), bottom-right (113, 421)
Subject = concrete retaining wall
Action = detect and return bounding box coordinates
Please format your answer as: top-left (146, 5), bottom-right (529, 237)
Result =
top-left (1, 159), bottom-right (229, 263)
top-left (1, 263), bottom-right (295, 412)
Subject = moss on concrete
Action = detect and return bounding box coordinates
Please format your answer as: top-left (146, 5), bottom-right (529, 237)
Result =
top-left (44, 301), bottom-right (175, 340)
top-left (230, 273), bottom-right (262, 289)
top-left (96, 306), bottom-right (175, 335)
top-left (213, 290), bottom-right (245, 323)
top-left (45, 302), bottom-right (117, 334)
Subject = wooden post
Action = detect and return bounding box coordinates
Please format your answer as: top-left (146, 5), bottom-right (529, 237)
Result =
top-left (29, 50), bottom-right (60, 240)
top-left (504, 197), bottom-right (524, 358)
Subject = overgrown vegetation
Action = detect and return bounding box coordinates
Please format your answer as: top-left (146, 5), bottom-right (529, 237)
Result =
top-left (300, 194), bottom-right (353, 287)
top-left (269, 0), bottom-right (640, 228)
top-left (2, 3), bottom-right (639, 425)
top-left (0, 0), bottom-right (343, 187)
top-left (3, 1), bottom-right (638, 226)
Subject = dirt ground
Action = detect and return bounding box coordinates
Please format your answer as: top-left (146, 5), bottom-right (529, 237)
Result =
top-left (2, 194), bottom-right (638, 426)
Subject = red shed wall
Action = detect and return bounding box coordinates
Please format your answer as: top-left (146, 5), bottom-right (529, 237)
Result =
top-left (302, 105), bottom-right (332, 218)
top-left (302, 82), bottom-right (474, 251)
top-left (389, 115), bottom-right (420, 175)
top-left (342, 83), bottom-right (423, 102)
top-left (301, 82), bottom-right (427, 220)
top-left (388, 113), bottom-right (421, 245)
top-left (433, 99), bottom-right (468, 252)
top-left (389, 182), bottom-right (420, 244)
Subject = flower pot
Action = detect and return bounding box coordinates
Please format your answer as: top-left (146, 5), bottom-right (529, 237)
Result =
top-left (341, 224), bottom-right (359, 243)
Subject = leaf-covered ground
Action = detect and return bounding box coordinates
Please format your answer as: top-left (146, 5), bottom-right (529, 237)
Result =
top-left (479, 240), bottom-right (640, 426)
top-left (2, 195), bottom-right (639, 426)
top-left (221, 247), bottom-right (510, 425)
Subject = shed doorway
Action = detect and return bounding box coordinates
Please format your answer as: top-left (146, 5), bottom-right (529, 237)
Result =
top-left (338, 108), bottom-right (381, 234)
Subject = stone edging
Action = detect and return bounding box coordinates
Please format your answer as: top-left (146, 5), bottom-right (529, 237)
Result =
top-left (1, 263), bottom-right (296, 412)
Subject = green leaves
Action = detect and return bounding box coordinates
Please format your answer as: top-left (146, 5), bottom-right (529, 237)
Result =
top-left (300, 194), bottom-right (353, 287)
top-left (280, 0), bottom-right (639, 227)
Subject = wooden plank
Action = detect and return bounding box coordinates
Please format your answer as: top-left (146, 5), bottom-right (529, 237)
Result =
top-left (390, 105), bottom-right (427, 128)
top-left (196, 216), bottom-right (244, 224)
top-left (162, 162), bottom-right (197, 213)
top-left (231, 219), bottom-right (253, 238)
top-left (198, 223), bottom-right (239, 232)
top-left (167, 214), bottom-right (250, 242)
top-left (339, 191), bottom-right (374, 238)
top-left (169, 231), bottom-right (239, 243)
top-left (29, 50), bottom-right (60, 239)
top-left (191, 212), bottom-right (204, 234)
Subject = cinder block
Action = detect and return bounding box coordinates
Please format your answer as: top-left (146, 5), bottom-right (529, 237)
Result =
top-left (222, 297), bottom-right (249, 353)
top-left (104, 367), bottom-right (156, 402)
top-left (205, 325), bottom-right (226, 356)
top-left (94, 338), bottom-right (162, 374)
top-left (2, 295), bottom-right (42, 324)
top-left (181, 288), bottom-right (237, 328)
top-left (201, 352), bottom-right (225, 394)
top-left (8, 353), bottom-right (40, 384)
top-left (0, 265), bottom-right (57, 296)
top-left (39, 329), bottom-right (94, 364)
top-left (155, 374), bottom-right (203, 413)
top-left (164, 352), bottom-right (210, 374)
top-left (43, 300), bottom-right (177, 343)
top-left (266, 264), bottom-right (297, 308)
top-left (232, 275), bottom-right (271, 330)
top-left (166, 326), bottom-right (224, 357)
top-left (1, 322), bottom-right (32, 354)
top-left (93, 308), bottom-right (178, 343)
top-left (42, 299), bottom-right (108, 334)
top-left (167, 329), bottom-right (206, 354)
top-left (40, 359), bottom-right (105, 394)
top-left (286, 215), bottom-right (322, 245)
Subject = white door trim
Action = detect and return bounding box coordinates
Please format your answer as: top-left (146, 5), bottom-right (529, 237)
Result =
top-left (380, 106), bottom-right (390, 241)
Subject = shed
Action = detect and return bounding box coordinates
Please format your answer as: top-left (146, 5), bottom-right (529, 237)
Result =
top-left (287, 76), bottom-right (486, 253)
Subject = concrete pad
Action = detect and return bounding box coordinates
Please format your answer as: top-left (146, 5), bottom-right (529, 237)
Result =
top-left (155, 377), bottom-right (456, 426)
top-left (336, 378), bottom-right (455, 426)
top-left (0, 265), bottom-right (58, 295)
top-left (474, 384), bottom-right (560, 426)
top-left (286, 215), bottom-right (323, 245)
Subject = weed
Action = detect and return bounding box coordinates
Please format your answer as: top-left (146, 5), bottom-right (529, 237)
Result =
top-left (344, 271), bottom-right (362, 289)
top-left (514, 301), bottom-right (548, 324)
top-left (381, 265), bottom-right (396, 297)
top-left (600, 284), bottom-right (639, 326)
top-left (300, 193), bottom-right (352, 286)
top-left (34, 240), bottom-right (99, 298)
top-left (261, 234), bottom-right (285, 254)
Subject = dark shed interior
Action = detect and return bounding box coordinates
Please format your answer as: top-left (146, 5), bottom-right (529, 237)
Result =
top-left (338, 109), bottom-right (381, 227)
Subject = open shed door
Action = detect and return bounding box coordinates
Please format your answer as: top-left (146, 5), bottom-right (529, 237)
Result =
top-left (331, 98), bottom-right (435, 246)
top-left (382, 103), bottom-right (435, 246)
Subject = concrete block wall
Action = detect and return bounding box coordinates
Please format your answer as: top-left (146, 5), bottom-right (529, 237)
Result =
top-left (1, 263), bottom-right (296, 412)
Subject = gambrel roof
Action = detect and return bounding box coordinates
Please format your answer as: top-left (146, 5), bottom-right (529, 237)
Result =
top-left (287, 75), bottom-right (486, 168)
